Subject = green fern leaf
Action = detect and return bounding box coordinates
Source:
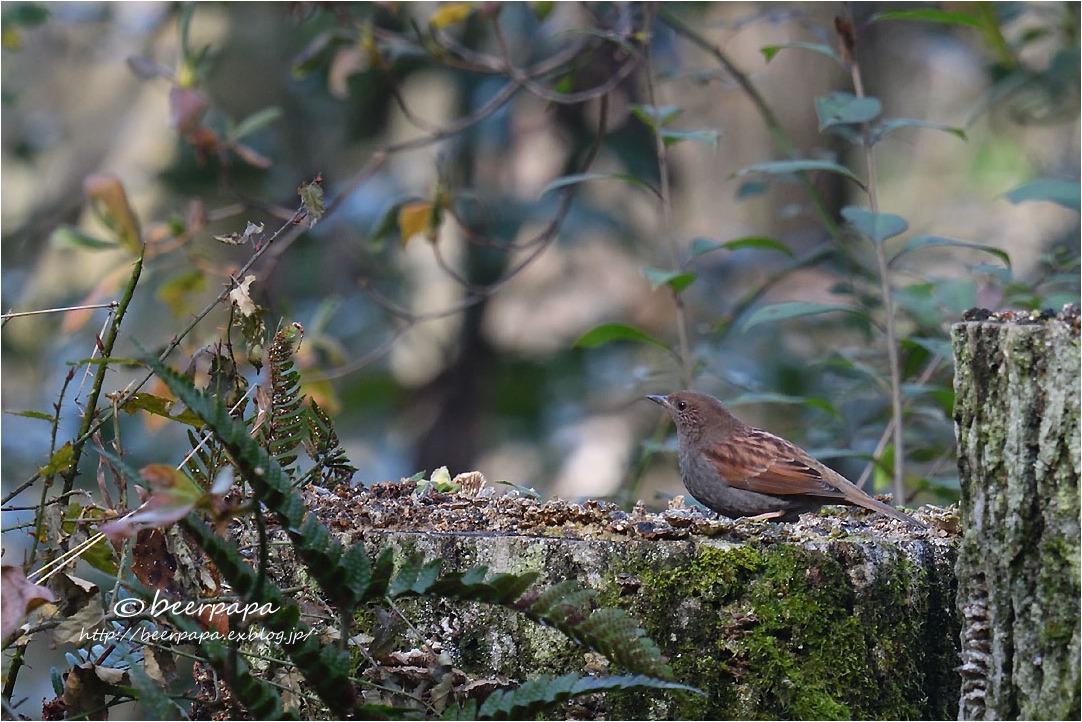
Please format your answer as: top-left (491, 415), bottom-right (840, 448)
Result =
top-left (147, 357), bottom-right (365, 613)
top-left (441, 698), bottom-right (478, 720)
top-left (200, 638), bottom-right (301, 720)
top-left (475, 672), bottom-right (698, 720)
top-left (426, 567), bottom-right (540, 605)
top-left (259, 324), bottom-right (307, 471)
top-left (389, 555), bottom-right (442, 596)
top-left (518, 581), bottom-right (674, 680)
top-left (179, 518), bottom-right (353, 717)
top-left (305, 399), bottom-right (357, 487)
top-left (362, 547), bottom-right (396, 602)
top-left (339, 544), bottom-right (373, 599)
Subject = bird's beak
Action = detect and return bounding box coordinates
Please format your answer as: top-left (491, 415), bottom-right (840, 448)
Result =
top-left (646, 394), bottom-right (668, 407)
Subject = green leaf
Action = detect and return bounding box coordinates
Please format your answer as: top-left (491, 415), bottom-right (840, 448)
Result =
top-left (495, 480), bottom-right (542, 499)
top-left (575, 323), bottom-right (670, 352)
top-left (892, 235), bottom-right (1011, 267)
top-left (127, 659), bottom-right (186, 720)
top-left (157, 269), bottom-right (207, 316)
top-left (6, 409), bottom-right (56, 422)
top-left (475, 673), bottom-right (699, 720)
top-left (298, 176), bottom-right (325, 226)
top-left (338, 545), bottom-right (372, 600)
top-left (38, 443), bottom-right (73, 477)
top-left (629, 104), bottom-right (682, 129)
top-left (741, 302), bottom-right (867, 332)
top-left (49, 226), bottom-right (117, 250)
top-left (121, 392), bottom-right (174, 418)
top-left (725, 392), bottom-right (841, 420)
top-left (760, 42), bottom-right (841, 64)
top-left (689, 236), bottom-right (793, 259)
top-left (871, 9), bottom-right (983, 28)
top-left (659, 128), bottom-right (721, 148)
top-left (901, 383), bottom-right (955, 416)
top-left (688, 237), bottom-right (723, 258)
top-left (642, 267), bottom-right (696, 293)
top-left (736, 179), bottom-right (768, 199)
top-left (1004, 178), bottom-right (1080, 211)
top-left (229, 106), bottom-right (282, 142)
top-left (815, 92), bottom-right (882, 129)
top-left (841, 206), bottom-right (908, 243)
top-left (724, 236), bottom-right (794, 256)
top-left (121, 392), bottom-right (207, 428)
top-left (539, 172), bottom-right (656, 198)
top-left (736, 160), bottom-right (864, 188)
top-left (369, 200), bottom-right (406, 245)
top-left (872, 118), bottom-right (967, 145)
top-left (902, 335), bottom-right (954, 359)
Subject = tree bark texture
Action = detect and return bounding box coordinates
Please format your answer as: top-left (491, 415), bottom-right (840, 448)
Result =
top-left (952, 309), bottom-right (1081, 721)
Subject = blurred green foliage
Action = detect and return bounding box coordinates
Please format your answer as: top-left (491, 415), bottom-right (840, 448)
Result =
top-left (2, 0), bottom-right (1079, 511)
top-left (2, 1), bottom-right (1079, 718)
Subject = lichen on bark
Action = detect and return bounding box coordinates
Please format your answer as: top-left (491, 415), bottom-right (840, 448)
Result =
top-left (953, 309), bottom-right (1081, 721)
top-left (247, 476), bottom-right (959, 719)
top-left (355, 527), bottom-right (959, 719)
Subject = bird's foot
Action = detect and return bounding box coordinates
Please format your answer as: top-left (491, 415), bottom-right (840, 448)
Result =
top-left (744, 510), bottom-right (788, 522)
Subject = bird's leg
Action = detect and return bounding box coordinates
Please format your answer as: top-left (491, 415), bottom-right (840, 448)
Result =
top-left (744, 510), bottom-right (788, 522)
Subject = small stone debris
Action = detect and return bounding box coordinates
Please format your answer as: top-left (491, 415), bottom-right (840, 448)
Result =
top-left (963, 303), bottom-right (1080, 331)
top-left (303, 473), bottom-right (957, 544)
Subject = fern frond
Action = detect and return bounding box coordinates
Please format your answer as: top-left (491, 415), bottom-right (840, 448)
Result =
top-left (389, 556), bottom-right (443, 596)
top-left (306, 399), bottom-right (357, 487)
top-left (181, 516), bottom-right (356, 717)
top-left (361, 547), bottom-right (397, 602)
top-left (199, 638), bottom-right (301, 720)
top-left (427, 567), bottom-right (540, 605)
top-left (161, 606), bottom-right (296, 718)
top-left (259, 324), bottom-right (307, 471)
top-left (389, 559), bottom-right (674, 681)
top-left (185, 428), bottom-right (230, 490)
top-left (518, 581), bottom-right (675, 680)
top-left (472, 672), bottom-right (699, 720)
top-left (148, 357), bottom-right (369, 611)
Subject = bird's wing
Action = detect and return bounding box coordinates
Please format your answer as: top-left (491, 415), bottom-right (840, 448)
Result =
top-left (704, 428), bottom-right (849, 498)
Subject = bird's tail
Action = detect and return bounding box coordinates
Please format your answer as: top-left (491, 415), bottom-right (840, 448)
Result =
top-left (854, 493), bottom-right (927, 529)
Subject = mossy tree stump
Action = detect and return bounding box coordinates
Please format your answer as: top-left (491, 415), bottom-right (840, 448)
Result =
top-left (952, 307), bottom-right (1081, 720)
top-left (285, 484), bottom-right (959, 719)
top-left (356, 528), bottom-right (959, 720)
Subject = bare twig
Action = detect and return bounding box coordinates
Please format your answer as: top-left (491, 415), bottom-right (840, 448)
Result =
top-left (1, 302), bottom-right (119, 321)
top-left (845, 16), bottom-right (908, 504)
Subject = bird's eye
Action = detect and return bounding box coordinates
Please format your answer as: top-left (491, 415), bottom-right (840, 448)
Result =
top-left (676, 401), bottom-right (687, 411)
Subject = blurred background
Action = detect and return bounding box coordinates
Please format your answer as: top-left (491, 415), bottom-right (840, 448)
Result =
top-left (2, 1), bottom-right (1079, 520)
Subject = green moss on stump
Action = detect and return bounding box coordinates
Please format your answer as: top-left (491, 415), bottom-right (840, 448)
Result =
top-left (287, 525), bottom-right (957, 720)
top-left (615, 540), bottom-right (954, 720)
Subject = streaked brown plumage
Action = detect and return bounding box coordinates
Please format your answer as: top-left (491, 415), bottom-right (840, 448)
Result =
top-left (648, 391), bottom-right (926, 528)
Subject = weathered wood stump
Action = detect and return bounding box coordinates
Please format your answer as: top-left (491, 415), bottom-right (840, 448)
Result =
top-left (952, 305), bottom-right (1081, 720)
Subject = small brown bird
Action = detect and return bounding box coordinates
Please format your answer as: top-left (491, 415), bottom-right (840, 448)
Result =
top-left (648, 391), bottom-right (926, 528)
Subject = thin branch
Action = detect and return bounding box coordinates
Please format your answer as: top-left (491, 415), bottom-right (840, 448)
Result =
top-left (59, 247), bottom-right (145, 498)
top-left (1, 302), bottom-right (119, 321)
top-left (846, 16), bottom-right (908, 504)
